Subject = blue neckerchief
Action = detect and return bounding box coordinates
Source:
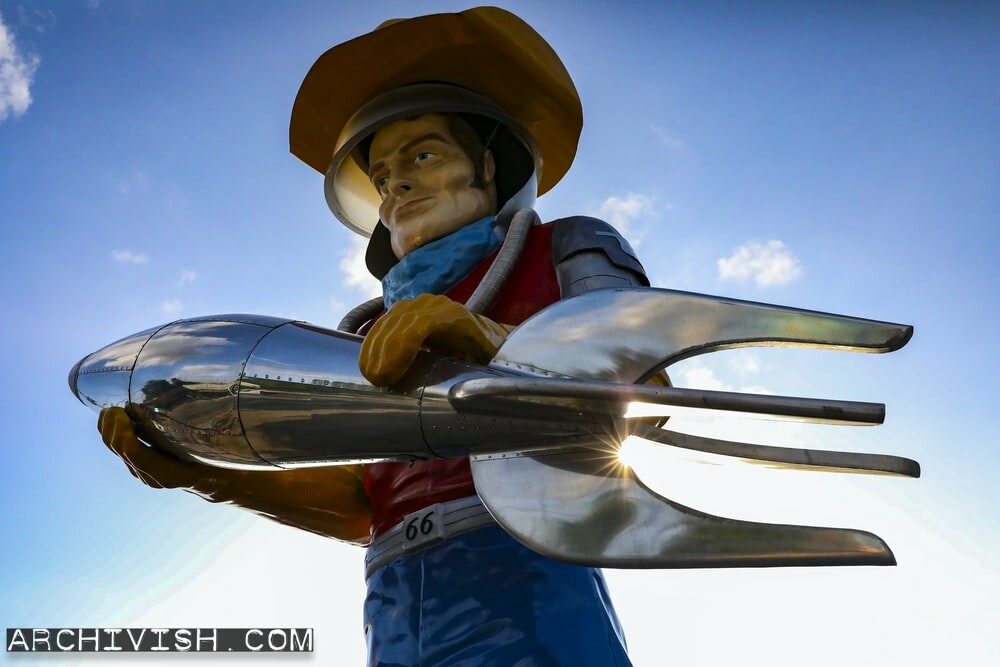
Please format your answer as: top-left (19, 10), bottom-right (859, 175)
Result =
top-left (381, 216), bottom-right (500, 308)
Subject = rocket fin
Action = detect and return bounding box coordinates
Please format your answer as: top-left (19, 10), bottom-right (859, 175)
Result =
top-left (471, 288), bottom-right (910, 567)
top-left (490, 287), bottom-right (911, 383)
top-left (471, 447), bottom-right (895, 567)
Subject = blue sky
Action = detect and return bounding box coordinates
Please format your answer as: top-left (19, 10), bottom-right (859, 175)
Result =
top-left (1, 1), bottom-right (997, 664)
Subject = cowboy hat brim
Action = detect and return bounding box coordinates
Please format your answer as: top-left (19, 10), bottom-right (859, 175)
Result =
top-left (289, 6), bottom-right (582, 202)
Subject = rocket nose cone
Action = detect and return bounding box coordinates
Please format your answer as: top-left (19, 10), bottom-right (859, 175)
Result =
top-left (68, 325), bottom-right (161, 412)
top-left (68, 355), bottom-right (86, 400)
top-left (70, 356), bottom-right (133, 412)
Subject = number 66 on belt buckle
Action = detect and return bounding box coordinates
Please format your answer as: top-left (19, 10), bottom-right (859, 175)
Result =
top-left (401, 503), bottom-right (447, 555)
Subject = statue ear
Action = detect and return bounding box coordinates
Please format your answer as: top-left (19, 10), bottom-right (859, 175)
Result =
top-left (482, 149), bottom-right (496, 187)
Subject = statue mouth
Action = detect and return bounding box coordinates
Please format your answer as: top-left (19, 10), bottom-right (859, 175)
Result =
top-left (393, 197), bottom-right (433, 221)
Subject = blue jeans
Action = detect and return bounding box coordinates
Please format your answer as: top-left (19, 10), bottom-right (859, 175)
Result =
top-left (364, 525), bottom-right (631, 666)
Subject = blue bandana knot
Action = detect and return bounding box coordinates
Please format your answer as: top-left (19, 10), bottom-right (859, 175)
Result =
top-left (381, 216), bottom-right (500, 308)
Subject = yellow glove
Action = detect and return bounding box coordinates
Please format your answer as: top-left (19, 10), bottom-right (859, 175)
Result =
top-left (98, 406), bottom-right (199, 489)
top-left (97, 407), bottom-right (371, 544)
top-left (359, 294), bottom-right (513, 387)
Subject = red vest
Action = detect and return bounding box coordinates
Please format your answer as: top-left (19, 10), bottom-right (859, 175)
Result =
top-left (364, 222), bottom-right (561, 538)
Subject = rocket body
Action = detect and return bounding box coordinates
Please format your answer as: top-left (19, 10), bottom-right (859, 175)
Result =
top-left (69, 315), bottom-right (593, 469)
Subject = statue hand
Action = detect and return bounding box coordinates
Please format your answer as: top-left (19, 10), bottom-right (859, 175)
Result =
top-left (98, 406), bottom-right (201, 490)
top-left (98, 407), bottom-right (371, 543)
top-left (359, 294), bottom-right (513, 387)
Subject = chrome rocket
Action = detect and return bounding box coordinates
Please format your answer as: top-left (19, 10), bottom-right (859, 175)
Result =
top-left (70, 288), bottom-right (918, 568)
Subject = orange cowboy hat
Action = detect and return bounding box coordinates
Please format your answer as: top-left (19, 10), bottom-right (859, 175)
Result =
top-left (289, 6), bottom-right (583, 250)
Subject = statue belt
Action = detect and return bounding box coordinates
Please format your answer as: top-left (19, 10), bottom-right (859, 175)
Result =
top-left (364, 495), bottom-right (496, 580)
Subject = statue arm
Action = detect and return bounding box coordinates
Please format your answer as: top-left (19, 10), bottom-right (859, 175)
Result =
top-left (99, 407), bottom-right (372, 545)
top-left (185, 461), bottom-right (371, 545)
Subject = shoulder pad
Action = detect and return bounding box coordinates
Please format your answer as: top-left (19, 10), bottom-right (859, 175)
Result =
top-left (551, 216), bottom-right (648, 284)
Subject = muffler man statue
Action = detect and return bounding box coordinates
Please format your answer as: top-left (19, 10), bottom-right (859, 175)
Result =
top-left (98, 7), bottom-right (646, 665)
top-left (83, 6), bottom-right (917, 665)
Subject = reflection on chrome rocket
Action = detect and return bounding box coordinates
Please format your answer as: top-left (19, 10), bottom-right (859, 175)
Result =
top-left (68, 311), bottom-right (611, 469)
top-left (70, 288), bottom-right (919, 568)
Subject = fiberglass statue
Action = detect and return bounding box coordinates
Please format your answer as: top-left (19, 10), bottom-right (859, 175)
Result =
top-left (71, 8), bottom-right (918, 666)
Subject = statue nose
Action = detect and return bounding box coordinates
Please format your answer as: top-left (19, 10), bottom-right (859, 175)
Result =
top-left (387, 175), bottom-right (413, 196)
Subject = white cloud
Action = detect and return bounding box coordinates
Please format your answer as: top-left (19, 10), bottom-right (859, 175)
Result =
top-left (161, 299), bottom-right (182, 316)
top-left (111, 249), bottom-right (149, 265)
top-left (177, 268), bottom-right (198, 286)
top-left (0, 12), bottom-right (40, 123)
top-left (329, 296), bottom-right (348, 318)
top-left (17, 7), bottom-right (56, 33)
top-left (116, 170), bottom-right (150, 195)
top-left (649, 124), bottom-right (685, 153)
top-left (730, 350), bottom-right (762, 376)
top-left (717, 240), bottom-right (802, 288)
top-left (339, 235), bottom-right (382, 299)
top-left (679, 366), bottom-right (731, 392)
top-left (591, 193), bottom-right (659, 245)
top-left (674, 361), bottom-right (773, 396)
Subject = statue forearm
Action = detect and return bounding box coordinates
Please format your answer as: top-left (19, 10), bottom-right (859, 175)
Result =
top-left (99, 407), bottom-right (372, 544)
top-left (187, 464), bottom-right (372, 545)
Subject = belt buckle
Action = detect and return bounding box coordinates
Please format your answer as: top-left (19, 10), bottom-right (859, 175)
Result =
top-left (400, 503), bottom-right (446, 554)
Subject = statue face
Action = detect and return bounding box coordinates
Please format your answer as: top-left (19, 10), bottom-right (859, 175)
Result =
top-left (368, 114), bottom-right (496, 259)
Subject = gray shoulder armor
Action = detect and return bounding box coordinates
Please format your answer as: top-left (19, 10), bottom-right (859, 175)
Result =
top-left (551, 216), bottom-right (650, 298)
